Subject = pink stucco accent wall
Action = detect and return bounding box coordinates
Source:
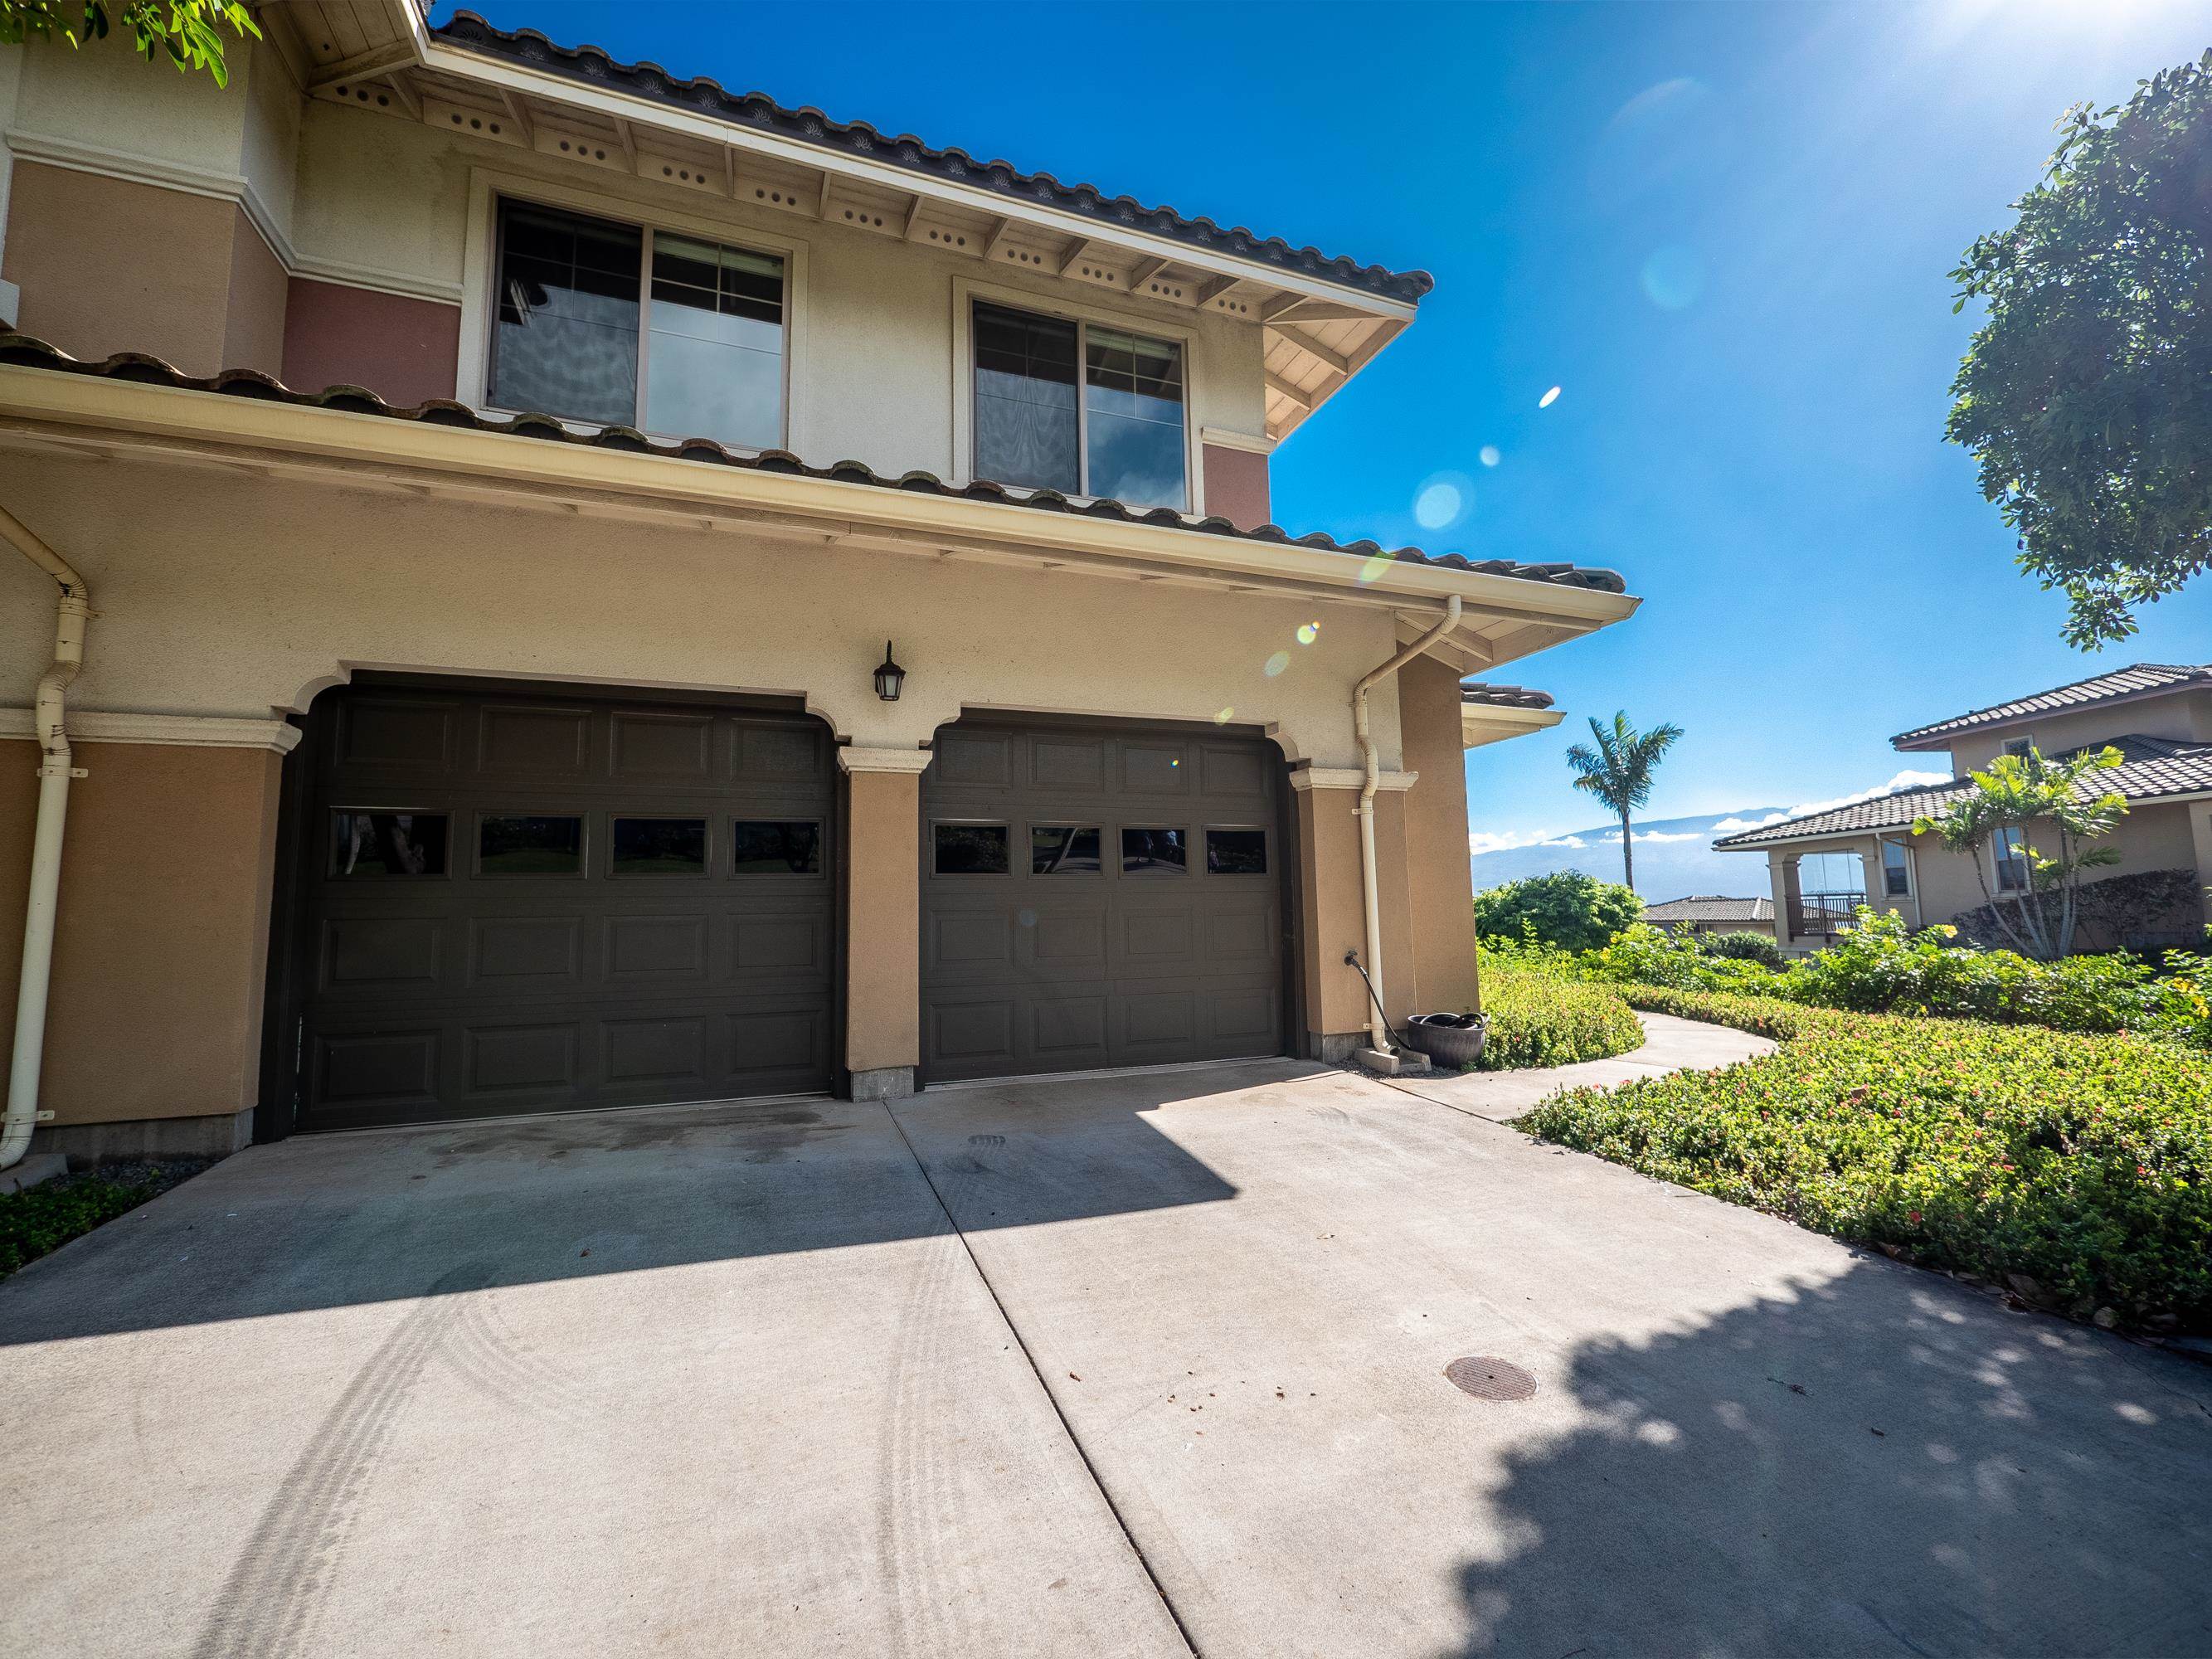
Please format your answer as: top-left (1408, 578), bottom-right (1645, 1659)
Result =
top-left (281, 277), bottom-right (461, 405)
top-left (1201, 443), bottom-right (1271, 530)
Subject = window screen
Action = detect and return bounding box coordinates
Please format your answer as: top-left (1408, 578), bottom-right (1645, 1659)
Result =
top-left (490, 201), bottom-right (642, 426)
top-left (646, 233), bottom-right (785, 449)
top-left (973, 302), bottom-right (1079, 492)
top-left (1085, 324), bottom-right (1185, 508)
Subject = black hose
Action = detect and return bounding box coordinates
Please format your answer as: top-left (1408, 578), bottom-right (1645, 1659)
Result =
top-left (1343, 949), bottom-right (1410, 1051)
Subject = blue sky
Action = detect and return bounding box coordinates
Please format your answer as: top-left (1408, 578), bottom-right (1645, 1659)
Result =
top-left (433, 0), bottom-right (2211, 849)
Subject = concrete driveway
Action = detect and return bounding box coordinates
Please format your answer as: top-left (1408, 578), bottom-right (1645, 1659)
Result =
top-left (4, 1060), bottom-right (2209, 1658)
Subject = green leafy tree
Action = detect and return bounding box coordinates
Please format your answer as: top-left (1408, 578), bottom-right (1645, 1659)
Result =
top-left (1473, 870), bottom-right (1642, 954)
top-left (1947, 51), bottom-right (2212, 647)
top-left (1911, 744), bottom-right (2129, 961)
top-left (0, 1), bottom-right (260, 87)
top-left (1563, 711), bottom-right (1683, 892)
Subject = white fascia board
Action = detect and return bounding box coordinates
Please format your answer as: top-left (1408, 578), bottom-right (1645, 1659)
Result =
top-left (1460, 704), bottom-right (1564, 751)
top-left (416, 41), bottom-right (1420, 321)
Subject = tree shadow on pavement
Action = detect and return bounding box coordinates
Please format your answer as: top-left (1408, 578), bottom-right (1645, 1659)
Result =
top-left (1451, 1262), bottom-right (2212, 1658)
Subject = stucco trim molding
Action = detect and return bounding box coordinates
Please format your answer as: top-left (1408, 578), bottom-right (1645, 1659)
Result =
top-left (0, 709), bottom-right (302, 752)
top-left (838, 745), bottom-right (933, 775)
top-left (1198, 426), bottom-right (1276, 456)
top-left (1289, 766), bottom-right (1418, 793)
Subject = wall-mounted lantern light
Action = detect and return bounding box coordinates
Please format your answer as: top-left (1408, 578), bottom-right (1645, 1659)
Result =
top-left (873, 641), bottom-right (906, 703)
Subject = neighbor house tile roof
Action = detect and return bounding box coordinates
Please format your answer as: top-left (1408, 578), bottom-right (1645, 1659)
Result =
top-left (1459, 683), bottom-right (1555, 709)
top-left (1891, 663), bottom-right (2212, 749)
top-left (1642, 895), bottom-right (1774, 925)
top-left (435, 11), bottom-right (1433, 304)
top-left (0, 337), bottom-right (1626, 593)
top-left (1713, 734), bottom-right (2212, 849)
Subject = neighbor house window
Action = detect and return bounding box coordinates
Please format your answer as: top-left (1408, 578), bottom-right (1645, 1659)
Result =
top-left (1994, 825), bottom-right (2030, 893)
top-left (1880, 837), bottom-right (1911, 898)
top-left (972, 300), bottom-right (1186, 509)
top-left (490, 199), bottom-right (785, 450)
top-left (2003, 737), bottom-right (2034, 758)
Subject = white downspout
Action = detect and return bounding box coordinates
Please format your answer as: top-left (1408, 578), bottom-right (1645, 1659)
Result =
top-left (2, 504), bottom-right (87, 1170)
top-left (1350, 596), bottom-right (1461, 1053)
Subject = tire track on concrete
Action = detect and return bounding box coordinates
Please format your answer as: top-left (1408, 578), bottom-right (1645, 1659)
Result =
top-left (190, 1265), bottom-right (492, 1659)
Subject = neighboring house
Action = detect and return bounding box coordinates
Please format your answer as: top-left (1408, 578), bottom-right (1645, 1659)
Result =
top-left (0, 3), bottom-right (1638, 1160)
top-left (1458, 682), bottom-right (1563, 749)
top-left (1716, 664), bottom-right (2212, 956)
top-left (1641, 895), bottom-right (1776, 940)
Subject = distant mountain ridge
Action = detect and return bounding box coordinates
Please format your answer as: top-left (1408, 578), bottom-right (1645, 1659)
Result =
top-left (1469, 809), bottom-right (1787, 906)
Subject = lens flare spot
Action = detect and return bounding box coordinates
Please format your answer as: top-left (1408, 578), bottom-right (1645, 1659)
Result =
top-left (1017, 907), bottom-right (1037, 928)
top-left (1412, 469), bottom-right (1475, 532)
top-left (1296, 622), bottom-right (1320, 645)
top-left (1263, 650), bottom-right (1291, 678)
top-left (1213, 706), bottom-right (1235, 724)
top-left (1358, 553), bottom-right (1393, 584)
top-left (1479, 445), bottom-right (1501, 468)
top-left (1538, 386), bottom-right (1562, 409)
top-left (1640, 244), bottom-right (1704, 310)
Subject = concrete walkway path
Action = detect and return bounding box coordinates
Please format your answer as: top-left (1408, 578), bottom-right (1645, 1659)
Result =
top-left (1386, 1010), bottom-right (1776, 1121)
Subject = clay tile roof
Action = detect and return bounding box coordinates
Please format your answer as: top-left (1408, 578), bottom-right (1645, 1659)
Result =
top-left (1712, 734), bottom-right (2212, 849)
top-left (1641, 895), bottom-right (1774, 924)
top-left (1459, 682), bottom-right (1555, 709)
top-left (0, 336), bottom-right (1626, 594)
top-left (1891, 663), bottom-right (2212, 749)
top-left (433, 10), bottom-right (1432, 304)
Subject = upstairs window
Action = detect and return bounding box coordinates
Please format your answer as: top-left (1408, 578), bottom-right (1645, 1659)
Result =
top-left (972, 301), bottom-right (1186, 509)
top-left (490, 199), bottom-right (785, 450)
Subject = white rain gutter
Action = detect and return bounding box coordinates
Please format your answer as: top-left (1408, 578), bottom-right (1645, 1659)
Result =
top-left (1350, 596), bottom-right (1460, 1053)
top-left (2, 504), bottom-right (87, 1170)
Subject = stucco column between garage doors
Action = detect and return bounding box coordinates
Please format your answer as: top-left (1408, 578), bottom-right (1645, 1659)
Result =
top-left (839, 747), bottom-right (929, 1100)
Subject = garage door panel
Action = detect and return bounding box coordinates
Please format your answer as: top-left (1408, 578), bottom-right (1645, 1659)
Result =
top-left (463, 1022), bottom-right (581, 1096)
top-left (467, 914), bottom-right (582, 986)
top-left (477, 703), bottom-right (592, 776)
top-left (319, 914), bottom-right (444, 991)
top-left (296, 689), bottom-right (834, 1130)
top-left (922, 718), bottom-right (1286, 1082)
top-left (605, 912), bottom-right (710, 982)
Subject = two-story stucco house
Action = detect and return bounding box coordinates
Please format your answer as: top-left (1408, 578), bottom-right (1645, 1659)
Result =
top-left (1716, 664), bottom-right (2212, 956)
top-left (0, 3), bottom-right (1638, 1164)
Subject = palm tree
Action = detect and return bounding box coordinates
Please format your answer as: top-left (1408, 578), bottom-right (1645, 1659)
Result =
top-left (1565, 711), bottom-right (1684, 893)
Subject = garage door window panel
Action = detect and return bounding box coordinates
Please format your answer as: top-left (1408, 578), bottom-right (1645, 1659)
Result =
top-left (610, 816), bottom-right (708, 876)
top-left (1204, 828), bottom-right (1268, 876)
top-left (1030, 825), bottom-right (1101, 874)
top-left (477, 814), bottom-right (586, 877)
top-left (934, 822), bottom-right (1010, 876)
top-left (330, 810), bottom-right (450, 878)
top-left (1121, 826), bottom-right (1189, 874)
top-left (732, 820), bottom-right (824, 875)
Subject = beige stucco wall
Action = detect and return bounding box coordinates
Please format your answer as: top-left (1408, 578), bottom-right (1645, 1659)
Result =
top-left (1400, 655), bottom-right (1480, 1013)
top-left (0, 453), bottom-right (1410, 773)
top-left (0, 737), bottom-right (280, 1127)
top-left (1941, 688), bottom-right (2212, 774)
top-left (843, 767), bottom-right (920, 1078)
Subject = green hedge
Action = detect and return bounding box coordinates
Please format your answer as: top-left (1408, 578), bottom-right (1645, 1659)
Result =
top-left (1474, 957), bottom-right (1646, 1071)
top-left (1523, 988), bottom-right (2212, 1331)
top-left (0, 1175), bottom-right (162, 1277)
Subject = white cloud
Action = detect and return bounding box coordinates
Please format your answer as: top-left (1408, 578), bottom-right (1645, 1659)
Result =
top-left (1469, 828), bottom-right (1569, 856)
top-left (1543, 834), bottom-right (1588, 849)
top-left (1631, 829), bottom-right (1706, 844)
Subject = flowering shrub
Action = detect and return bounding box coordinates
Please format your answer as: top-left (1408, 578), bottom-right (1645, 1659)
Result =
top-left (1524, 989), bottom-right (2212, 1332)
top-left (1586, 912), bottom-right (2212, 1047)
top-left (1472, 941), bottom-right (1646, 1071)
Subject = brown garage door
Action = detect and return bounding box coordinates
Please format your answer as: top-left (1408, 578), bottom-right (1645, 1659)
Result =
top-left (921, 717), bottom-right (1287, 1082)
top-left (289, 684), bottom-right (834, 1131)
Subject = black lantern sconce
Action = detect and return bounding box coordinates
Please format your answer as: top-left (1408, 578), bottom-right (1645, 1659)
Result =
top-left (873, 641), bottom-right (906, 702)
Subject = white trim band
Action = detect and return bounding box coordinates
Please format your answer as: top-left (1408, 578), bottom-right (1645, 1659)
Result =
top-left (0, 709), bottom-right (301, 752)
top-left (1290, 766), bottom-right (1417, 792)
top-left (838, 745), bottom-right (933, 775)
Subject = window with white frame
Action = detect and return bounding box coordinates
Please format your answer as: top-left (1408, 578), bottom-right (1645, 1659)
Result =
top-left (1994, 825), bottom-right (2030, 892)
top-left (489, 198), bottom-right (785, 450)
top-left (2002, 736), bottom-right (2035, 758)
top-left (1880, 835), bottom-right (1912, 898)
top-left (971, 300), bottom-right (1187, 509)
